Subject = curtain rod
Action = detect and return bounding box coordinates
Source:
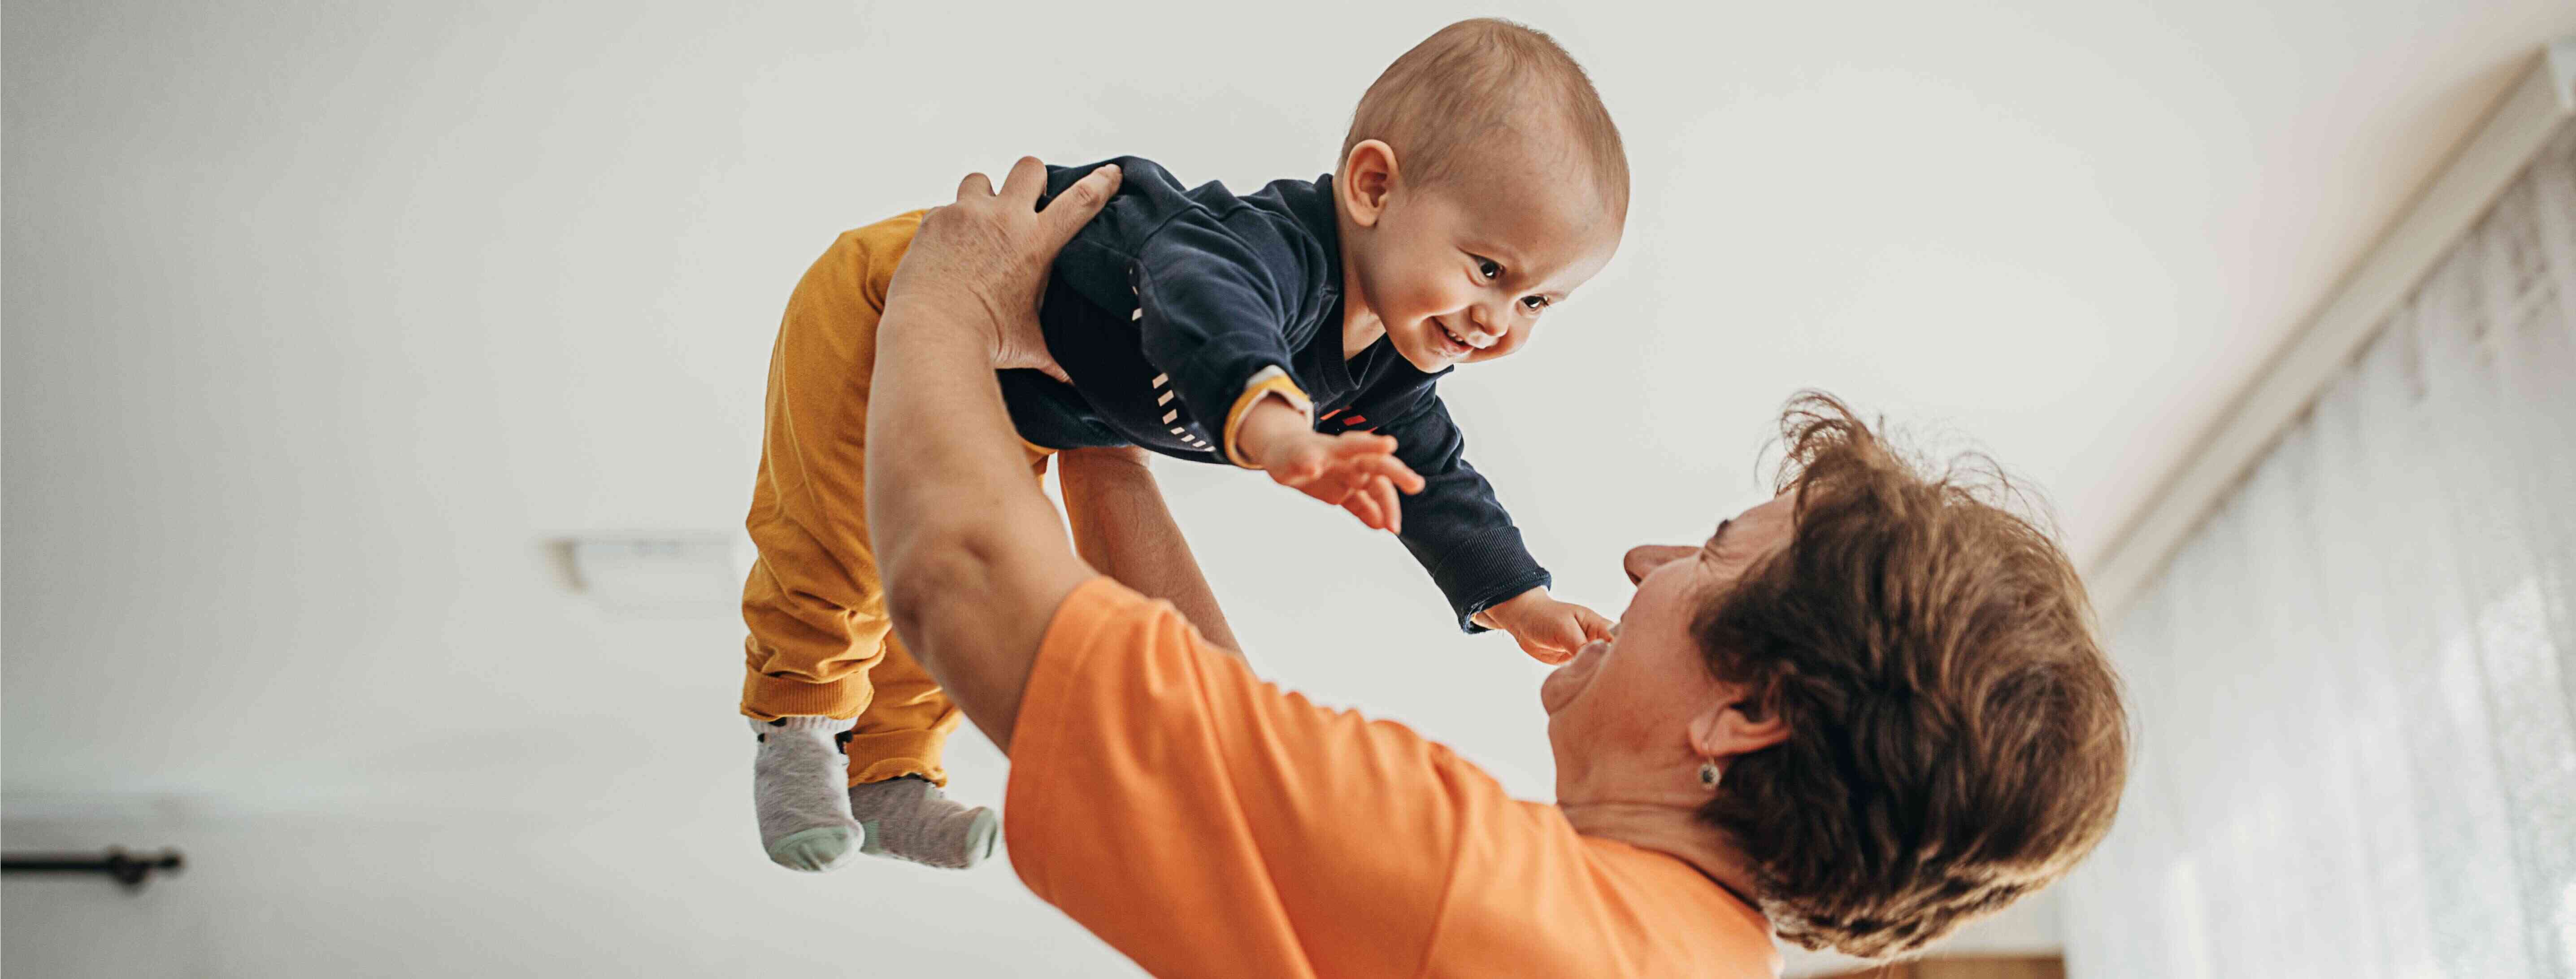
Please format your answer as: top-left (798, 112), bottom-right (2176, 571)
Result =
top-left (2, 848), bottom-right (186, 892)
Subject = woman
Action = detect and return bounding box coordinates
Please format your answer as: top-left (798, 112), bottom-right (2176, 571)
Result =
top-left (866, 160), bottom-right (2129, 976)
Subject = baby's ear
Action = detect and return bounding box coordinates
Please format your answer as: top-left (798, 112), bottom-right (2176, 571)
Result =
top-left (1338, 139), bottom-right (1400, 228)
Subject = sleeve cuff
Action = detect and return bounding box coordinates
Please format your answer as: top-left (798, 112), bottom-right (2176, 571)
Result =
top-left (1220, 365), bottom-right (1312, 468)
top-left (1455, 571), bottom-right (1552, 635)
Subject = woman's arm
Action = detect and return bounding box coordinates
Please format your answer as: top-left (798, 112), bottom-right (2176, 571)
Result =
top-left (865, 159), bottom-right (1124, 754)
top-left (1056, 447), bottom-right (1243, 655)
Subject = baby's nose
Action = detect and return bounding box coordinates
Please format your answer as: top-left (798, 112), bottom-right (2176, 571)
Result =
top-left (1466, 307), bottom-right (1507, 347)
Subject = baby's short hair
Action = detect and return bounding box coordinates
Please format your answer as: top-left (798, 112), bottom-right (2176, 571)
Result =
top-left (1342, 19), bottom-right (1629, 215)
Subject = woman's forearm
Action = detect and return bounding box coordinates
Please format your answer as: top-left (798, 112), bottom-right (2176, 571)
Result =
top-left (865, 303), bottom-right (1090, 753)
top-left (1057, 450), bottom-right (1243, 655)
top-left (861, 161), bottom-right (1123, 753)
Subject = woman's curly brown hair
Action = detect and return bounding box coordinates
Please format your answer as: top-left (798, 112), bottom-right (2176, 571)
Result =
top-left (1694, 392), bottom-right (2129, 958)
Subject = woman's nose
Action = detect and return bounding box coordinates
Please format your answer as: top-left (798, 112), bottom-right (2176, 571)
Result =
top-left (1623, 544), bottom-right (1699, 584)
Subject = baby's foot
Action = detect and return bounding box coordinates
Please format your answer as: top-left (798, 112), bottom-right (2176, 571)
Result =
top-left (849, 776), bottom-right (999, 870)
top-left (750, 717), bottom-right (863, 872)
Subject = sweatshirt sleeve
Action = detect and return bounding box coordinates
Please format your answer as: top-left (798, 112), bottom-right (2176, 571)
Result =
top-left (1366, 389), bottom-right (1551, 633)
top-left (1129, 210), bottom-right (1317, 466)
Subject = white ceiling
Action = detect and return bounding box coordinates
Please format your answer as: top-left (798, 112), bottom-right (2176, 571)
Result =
top-left (6, 0), bottom-right (2571, 972)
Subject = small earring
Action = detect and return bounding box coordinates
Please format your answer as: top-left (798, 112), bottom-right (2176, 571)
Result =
top-left (1697, 759), bottom-right (1723, 788)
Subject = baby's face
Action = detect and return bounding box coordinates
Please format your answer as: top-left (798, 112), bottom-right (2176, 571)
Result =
top-left (1353, 166), bottom-right (1621, 373)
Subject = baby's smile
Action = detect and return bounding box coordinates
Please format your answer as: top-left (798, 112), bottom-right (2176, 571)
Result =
top-left (1429, 317), bottom-right (1476, 359)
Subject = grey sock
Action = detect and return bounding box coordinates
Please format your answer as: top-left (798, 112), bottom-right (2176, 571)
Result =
top-left (848, 776), bottom-right (999, 870)
top-left (751, 716), bottom-right (863, 872)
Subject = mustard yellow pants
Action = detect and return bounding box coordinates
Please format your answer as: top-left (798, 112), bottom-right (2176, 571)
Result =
top-left (739, 211), bottom-right (1052, 787)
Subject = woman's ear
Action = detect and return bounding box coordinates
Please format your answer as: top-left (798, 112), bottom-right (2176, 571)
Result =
top-left (1689, 682), bottom-right (1790, 761)
top-left (1338, 139), bottom-right (1399, 229)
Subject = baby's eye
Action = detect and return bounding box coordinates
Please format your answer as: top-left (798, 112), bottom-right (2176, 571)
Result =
top-left (1475, 257), bottom-right (1503, 281)
top-left (1520, 295), bottom-right (1551, 313)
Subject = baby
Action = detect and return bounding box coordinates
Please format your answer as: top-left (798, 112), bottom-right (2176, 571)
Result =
top-left (740, 18), bottom-right (1630, 871)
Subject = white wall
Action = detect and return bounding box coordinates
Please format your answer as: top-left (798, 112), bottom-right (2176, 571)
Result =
top-left (7, 0), bottom-right (2572, 975)
top-left (3, 809), bottom-right (1131, 977)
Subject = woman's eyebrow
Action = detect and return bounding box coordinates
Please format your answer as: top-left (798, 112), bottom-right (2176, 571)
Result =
top-left (1703, 519), bottom-right (1733, 555)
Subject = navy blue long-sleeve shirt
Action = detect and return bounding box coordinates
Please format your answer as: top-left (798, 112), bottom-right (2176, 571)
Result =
top-left (992, 157), bottom-right (1548, 631)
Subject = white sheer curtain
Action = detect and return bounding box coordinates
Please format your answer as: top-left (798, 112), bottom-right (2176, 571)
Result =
top-left (2063, 122), bottom-right (2576, 978)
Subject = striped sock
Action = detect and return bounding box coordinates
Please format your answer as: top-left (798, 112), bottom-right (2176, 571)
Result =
top-left (848, 776), bottom-right (999, 870)
top-left (750, 716), bottom-right (862, 872)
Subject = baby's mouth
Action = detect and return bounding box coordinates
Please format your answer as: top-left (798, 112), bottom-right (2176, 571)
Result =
top-left (1430, 318), bottom-right (1471, 357)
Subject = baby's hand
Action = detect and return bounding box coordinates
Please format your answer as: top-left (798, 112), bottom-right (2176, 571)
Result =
top-left (1473, 588), bottom-right (1614, 665)
top-left (1254, 429), bottom-right (1426, 533)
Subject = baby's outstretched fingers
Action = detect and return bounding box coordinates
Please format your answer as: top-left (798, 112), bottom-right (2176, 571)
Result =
top-left (1574, 605), bottom-right (1614, 644)
top-left (1342, 486), bottom-right (1389, 531)
top-left (1317, 436), bottom-right (1425, 493)
top-left (1367, 474), bottom-right (1403, 535)
top-left (1366, 455), bottom-right (1427, 495)
top-left (1319, 431), bottom-right (1399, 461)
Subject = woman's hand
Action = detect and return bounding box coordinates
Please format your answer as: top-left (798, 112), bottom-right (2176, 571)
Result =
top-left (884, 157), bottom-right (1123, 382)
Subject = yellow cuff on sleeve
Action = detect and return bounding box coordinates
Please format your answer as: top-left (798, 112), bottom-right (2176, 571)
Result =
top-left (1221, 365), bottom-right (1313, 468)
